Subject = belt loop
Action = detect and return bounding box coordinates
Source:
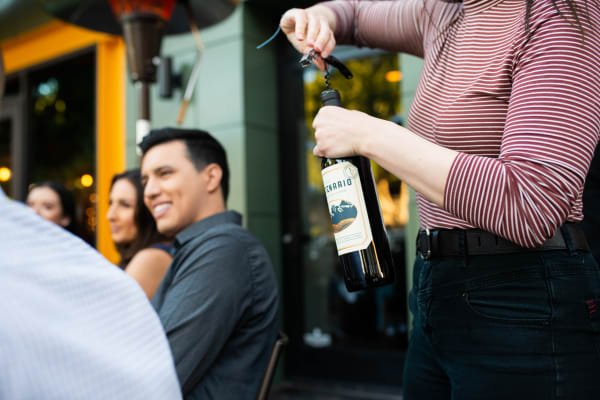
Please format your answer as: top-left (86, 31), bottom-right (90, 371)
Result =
top-left (560, 224), bottom-right (575, 255)
top-left (424, 228), bottom-right (432, 260)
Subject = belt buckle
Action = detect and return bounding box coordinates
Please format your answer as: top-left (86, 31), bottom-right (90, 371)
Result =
top-left (423, 228), bottom-right (432, 260)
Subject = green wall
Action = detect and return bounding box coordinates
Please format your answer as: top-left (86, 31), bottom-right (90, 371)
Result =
top-left (400, 53), bottom-right (424, 335)
top-left (124, 4), bottom-right (282, 286)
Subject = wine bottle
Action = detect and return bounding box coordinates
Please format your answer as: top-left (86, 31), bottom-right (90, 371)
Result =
top-left (320, 88), bottom-right (395, 292)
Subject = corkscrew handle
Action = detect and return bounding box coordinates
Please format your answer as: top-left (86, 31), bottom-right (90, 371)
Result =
top-left (300, 49), bottom-right (353, 79)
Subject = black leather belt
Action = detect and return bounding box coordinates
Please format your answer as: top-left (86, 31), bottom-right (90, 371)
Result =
top-left (416, 224), bottom-right (590, 259)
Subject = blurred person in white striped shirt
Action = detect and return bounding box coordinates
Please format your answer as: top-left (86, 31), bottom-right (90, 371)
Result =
top-left (0, 187), bottom-right (182, 400)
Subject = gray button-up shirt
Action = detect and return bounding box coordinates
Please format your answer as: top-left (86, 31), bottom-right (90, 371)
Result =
top-left (152, 210), bottom-right (280, 400)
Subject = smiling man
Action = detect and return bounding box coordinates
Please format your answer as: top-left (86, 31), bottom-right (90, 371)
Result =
top-left (139, 127), bottom-right (279, 400)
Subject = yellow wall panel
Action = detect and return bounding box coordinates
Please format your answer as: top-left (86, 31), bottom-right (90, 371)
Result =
top-left (1, 21), bottom-right (125, 263)
top-left (96, 39), bottom-right (125, 264)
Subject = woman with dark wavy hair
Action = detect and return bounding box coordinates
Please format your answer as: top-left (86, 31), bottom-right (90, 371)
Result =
top-left (27, 181), bottom-right (79, 235)
top-left (281, 0), bottom-right (599, 398)
top-left (108, 169), bottom-right (172, 299)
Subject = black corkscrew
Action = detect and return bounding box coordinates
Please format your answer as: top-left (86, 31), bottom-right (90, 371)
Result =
top-left (300, 49), bottom-right (353, 89)
top-left (255, 26), bottom-right (353, 85)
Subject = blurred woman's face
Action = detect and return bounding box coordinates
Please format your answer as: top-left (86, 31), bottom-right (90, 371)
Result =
top-left (26, 186), bottom-right (70, 227)
top-left (107, 179), bottom-right (139, 245)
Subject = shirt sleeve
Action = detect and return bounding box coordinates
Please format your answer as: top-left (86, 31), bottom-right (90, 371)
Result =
top-left (157, 232), bottom-right (252, 389)
top-left (444, 7), bottom-right (600, 247)
top-left (322, 0), bottom-right (427, 57)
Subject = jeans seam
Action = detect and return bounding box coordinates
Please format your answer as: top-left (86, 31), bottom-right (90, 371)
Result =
top-left (544, 263), bottom-right (559, 400)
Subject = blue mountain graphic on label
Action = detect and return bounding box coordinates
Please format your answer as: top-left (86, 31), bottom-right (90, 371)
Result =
top-left (329, 200), bottom-right (358, 233)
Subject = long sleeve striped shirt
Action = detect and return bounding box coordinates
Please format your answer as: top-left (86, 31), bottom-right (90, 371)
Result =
top-left (325, 0), bottom-right (600, 247)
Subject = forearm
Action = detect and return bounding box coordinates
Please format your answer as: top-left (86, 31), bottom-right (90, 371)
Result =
top-left (362, 124), bottom-right (573, 247)
top-left (280, 0), bottom-right (425, 59)
top-left (320, 0), bottom-right (425, 55)
top-left (361, 120), bottom-right (458, 207)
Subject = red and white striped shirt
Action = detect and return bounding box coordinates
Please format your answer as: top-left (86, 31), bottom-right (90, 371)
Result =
top-left (326, 0), bottom-right (600, 246)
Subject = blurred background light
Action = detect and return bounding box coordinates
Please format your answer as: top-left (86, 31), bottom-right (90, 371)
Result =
top-left (0, 166), bottom-right (11, 182)
top-left (385, 70), bottom-right (403, 83)
top-left (80, 173), bottom-right (94, 187)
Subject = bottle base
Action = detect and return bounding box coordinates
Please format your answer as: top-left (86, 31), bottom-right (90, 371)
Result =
top-left (343, 277), bottom-right (394, 292)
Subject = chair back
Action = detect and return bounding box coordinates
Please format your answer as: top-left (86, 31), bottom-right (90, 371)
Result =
top-left (256, 331), bottom-right (289, 400)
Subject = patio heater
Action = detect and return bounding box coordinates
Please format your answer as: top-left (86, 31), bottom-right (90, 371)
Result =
top-left (109, 0), bottom-right (176, 143)
top-left (40, 0), bottom-right (237, 142)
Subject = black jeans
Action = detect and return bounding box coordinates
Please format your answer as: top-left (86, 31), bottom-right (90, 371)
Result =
top-left (403, 245), bottom-right (600, 399)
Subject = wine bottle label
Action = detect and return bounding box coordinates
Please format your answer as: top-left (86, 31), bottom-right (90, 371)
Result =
top-left (322, 161), bottom-right (373, 255)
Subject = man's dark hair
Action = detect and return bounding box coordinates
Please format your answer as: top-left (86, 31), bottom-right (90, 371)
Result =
top-left (139, 127), bottom-right (230, 202)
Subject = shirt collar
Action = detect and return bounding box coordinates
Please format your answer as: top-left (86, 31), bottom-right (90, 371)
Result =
top-left (174, 210), bottom-right (242, 248)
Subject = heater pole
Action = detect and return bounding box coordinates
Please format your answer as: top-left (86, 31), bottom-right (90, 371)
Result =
top-left (136, 81), bottom-right (151, 150)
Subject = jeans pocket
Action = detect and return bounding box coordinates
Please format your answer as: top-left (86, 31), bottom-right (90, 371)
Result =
top-left (462, 276), bottom-right (552, 325)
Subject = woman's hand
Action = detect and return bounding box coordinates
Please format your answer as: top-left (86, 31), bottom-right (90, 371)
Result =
top-left (312, 106), bottom-right (386, 158)
top-left (279, 6), bottom-right (337, 58)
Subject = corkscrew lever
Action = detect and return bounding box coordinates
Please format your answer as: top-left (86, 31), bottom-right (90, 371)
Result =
top-left (324, 55), bottom-right (353, 79)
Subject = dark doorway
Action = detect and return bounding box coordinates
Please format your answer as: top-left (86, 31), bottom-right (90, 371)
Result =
top-left (0, 49), bottom-right (96, 244)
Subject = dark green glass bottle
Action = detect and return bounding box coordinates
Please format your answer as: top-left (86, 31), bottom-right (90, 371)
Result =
top-left (320, 89), bottom-right (395, 292)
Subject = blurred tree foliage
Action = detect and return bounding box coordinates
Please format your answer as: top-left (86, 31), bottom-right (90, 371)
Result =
top-left (30, 53), bottom-right (95, 186)
top-left (303, 53), bottom-right (403, 194)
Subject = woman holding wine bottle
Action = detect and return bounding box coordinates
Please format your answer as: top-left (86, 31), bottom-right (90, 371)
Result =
top-left (280, 1), bottom-right (600, 399)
